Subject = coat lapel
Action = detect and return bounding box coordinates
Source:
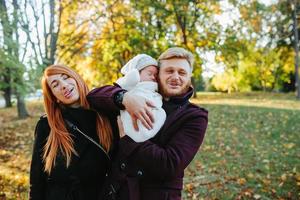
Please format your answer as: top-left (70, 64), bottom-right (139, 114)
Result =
top-left (157, 103), bottom-right (189, 145)
top-left (62, 107), bottom-right (98, 163)
top-left (65, 125), bottom-right (91, 165)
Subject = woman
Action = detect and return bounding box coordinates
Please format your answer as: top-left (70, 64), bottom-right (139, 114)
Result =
top-left (29, 64), bottom-right (117, 200)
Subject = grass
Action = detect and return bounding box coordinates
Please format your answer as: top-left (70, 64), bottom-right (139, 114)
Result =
top-left (183, 92), bottom-right (300, 200)
top-left (193, 92), bottom-right (300, 111)
top-left (0, 92), bottom-right (299, 199)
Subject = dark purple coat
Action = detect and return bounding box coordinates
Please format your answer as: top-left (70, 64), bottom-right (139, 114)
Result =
top-left (87, 86), bottom-right (208, 200)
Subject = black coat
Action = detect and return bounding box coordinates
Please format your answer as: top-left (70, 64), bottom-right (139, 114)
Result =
top-left (29, 107), bottom-right (117, 200)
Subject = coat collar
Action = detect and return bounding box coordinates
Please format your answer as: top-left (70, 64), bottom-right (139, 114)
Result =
top-left (162, 87), bottom-right (194, 116)
top-left (163, 87), bottom-right (194, 105)
top-left (61, 106), bottom-right (96, 121)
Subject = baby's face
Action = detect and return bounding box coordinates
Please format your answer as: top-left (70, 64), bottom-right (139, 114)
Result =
top-left (140, 65), bottom-right (158, 82)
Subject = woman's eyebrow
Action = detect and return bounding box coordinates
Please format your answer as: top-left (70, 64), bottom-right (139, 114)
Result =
top-left (50, 74), bottom-right (65, 85)
top-left (50, 79), bottom-right (57, 86)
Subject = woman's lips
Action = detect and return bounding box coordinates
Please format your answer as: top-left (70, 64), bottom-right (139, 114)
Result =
top-left (64, 88), bottom-right (74, 98)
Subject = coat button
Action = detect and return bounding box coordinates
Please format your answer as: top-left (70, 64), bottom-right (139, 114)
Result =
top-left (120, 163), bottom-right (126, 170)
top-left (137, 170), bottom-right (143, 176)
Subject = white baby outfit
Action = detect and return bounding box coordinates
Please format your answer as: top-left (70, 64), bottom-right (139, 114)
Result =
top-left (116, 54), bottom-right (166, 142)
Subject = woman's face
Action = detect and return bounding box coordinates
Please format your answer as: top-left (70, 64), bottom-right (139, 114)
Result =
top-left (47, 73), bottom-right (80, 107)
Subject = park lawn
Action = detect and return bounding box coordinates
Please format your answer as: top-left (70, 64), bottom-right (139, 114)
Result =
top-left (0, 92), bottom-right (299, 200)
top-left (183, 92), bottom-right (300, 199)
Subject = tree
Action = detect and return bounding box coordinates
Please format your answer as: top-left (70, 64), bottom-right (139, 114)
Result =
top-left (22, 0), bottom-right (62, 68)
top-left (0, 0), bottom-right (62, 117)
top-left (89, 0), bottom-right (157, 86)
top-left (0, 0), bottom-right (13, 107)
top-left (291, 0), bottom-right (300, 99)
top-left (0, 0), bottom-right (29, 118)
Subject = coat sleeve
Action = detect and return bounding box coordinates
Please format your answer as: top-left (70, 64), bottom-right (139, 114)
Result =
top-left (29, 119), bottom-right (48, 200)
top-left (118, 109), bottom-right (208, 180)
top-left (87, 85), bottom-right (125, 117)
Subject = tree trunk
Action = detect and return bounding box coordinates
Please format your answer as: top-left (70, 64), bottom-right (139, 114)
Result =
top-left (41, 0), bottom-right (61, 66)
top-left (49, 0), bottom-right (57, 65)
top-left (3, 68), bottom-right (12, 107)
top-left (292, 0), bottom-right (300, 99)
top-left (191, 77), bottom-right (197, 98)
top-left (16, 93), bottom-right (29, 118)
top-left (173, 3), bottom-right (197, 98)
top-left (3, 87), bottom-right (12, 107)
top-left (0, 0), bottom-right (13, 107)
top-left (13, 0), bottom-right (29, 117)
top-left (1, 0), bottom-right (30, 116)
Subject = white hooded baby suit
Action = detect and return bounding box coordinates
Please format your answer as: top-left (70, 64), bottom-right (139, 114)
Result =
top-left (116, 54), bottom-right (166, 142)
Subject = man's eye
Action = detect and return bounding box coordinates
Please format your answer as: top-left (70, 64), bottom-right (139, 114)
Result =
top-left (62, 74), bottom-right (69, 80)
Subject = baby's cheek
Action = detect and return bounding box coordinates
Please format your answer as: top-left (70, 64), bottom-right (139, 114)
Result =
top-left (139, 74), bottom-right (146, 81)
top-left (140, 74), bottom-right (150, 82)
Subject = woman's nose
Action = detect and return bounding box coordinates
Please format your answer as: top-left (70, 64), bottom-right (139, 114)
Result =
top-left (60, 80), bottom-right (68, 90)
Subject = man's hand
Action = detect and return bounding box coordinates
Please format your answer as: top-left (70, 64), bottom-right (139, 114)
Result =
top-left (122, 92), bottom-right (155, 131)
top-left (117, 116), bottom-right (126, 138)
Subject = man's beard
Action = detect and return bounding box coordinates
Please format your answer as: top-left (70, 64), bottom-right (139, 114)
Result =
top-left (158, 78), bottom-right (191, 98)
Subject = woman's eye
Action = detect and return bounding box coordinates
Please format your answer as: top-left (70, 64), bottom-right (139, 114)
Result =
top-left (53, 83), bottom-right (58, 88)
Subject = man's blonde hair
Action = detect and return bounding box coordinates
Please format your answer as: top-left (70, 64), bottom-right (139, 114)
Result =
top-left (158, 47), bottom-right (194, 71)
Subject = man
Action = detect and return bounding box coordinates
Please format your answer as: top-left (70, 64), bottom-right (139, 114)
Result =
top-left (87, 47), bottom-right (208, 200)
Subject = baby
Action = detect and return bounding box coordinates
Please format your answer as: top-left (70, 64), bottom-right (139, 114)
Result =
top-left (116, 54), bottom-right (166, 142)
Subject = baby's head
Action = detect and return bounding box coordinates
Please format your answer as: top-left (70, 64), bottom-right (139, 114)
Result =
top-left (139, 65), bottom-right (158, 82)
top-left (121, 54), bottom-right (158, 82)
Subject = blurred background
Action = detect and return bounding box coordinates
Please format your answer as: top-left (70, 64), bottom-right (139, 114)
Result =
top-left (0, 0), bottom-right (299, 199)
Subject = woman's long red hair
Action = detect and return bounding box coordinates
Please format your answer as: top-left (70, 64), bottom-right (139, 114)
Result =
top-left (41, 64), bottom-right (113, 174)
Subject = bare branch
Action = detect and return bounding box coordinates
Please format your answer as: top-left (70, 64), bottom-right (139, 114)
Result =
top-left (29, 0), bottom-right (44, 62)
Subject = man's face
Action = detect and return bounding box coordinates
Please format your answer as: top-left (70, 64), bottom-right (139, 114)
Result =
top-left (158, 58), bottom-right (192, 98)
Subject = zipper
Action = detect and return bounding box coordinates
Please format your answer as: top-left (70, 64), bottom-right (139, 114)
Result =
top-left (65, 119), bottom-right (111, 161)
